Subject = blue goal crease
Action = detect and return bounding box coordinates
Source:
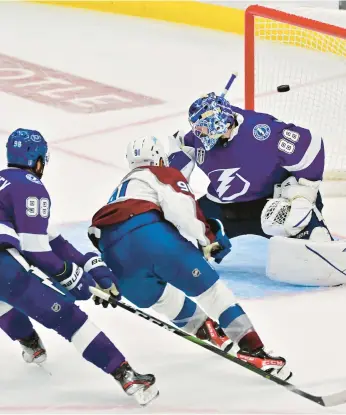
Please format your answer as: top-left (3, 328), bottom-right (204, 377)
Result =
top-left (58, 221), bottom-right (321, 300)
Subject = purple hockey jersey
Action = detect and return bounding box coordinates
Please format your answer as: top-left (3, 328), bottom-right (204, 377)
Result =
top-left (0, 168), bottom-right (85, 275)
top-left (168, 106), bottom-right (325, 203)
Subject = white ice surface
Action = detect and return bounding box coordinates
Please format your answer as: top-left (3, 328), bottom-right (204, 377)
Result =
top-left (0, 3), bottom-right (346, 413)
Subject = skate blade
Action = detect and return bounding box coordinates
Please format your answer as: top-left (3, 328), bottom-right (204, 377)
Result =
top-left (36, 362), bottom-right (52, 376)
top-left (134, 384), bottom-right (159, 407)
top-left (272, 366), bottom-right (292, 382)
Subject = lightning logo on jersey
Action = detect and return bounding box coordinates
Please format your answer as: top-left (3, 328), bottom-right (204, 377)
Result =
top-left (209, 168), bottom-right (250, 202)
top-left (216, 168), bottom-right (239, 197)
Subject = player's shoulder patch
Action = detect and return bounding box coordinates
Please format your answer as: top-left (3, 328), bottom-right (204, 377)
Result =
top-left (253, 124), bottom-right (271, 141)
top-left (196, 147), bottom-right (205, 165)
top-left (26, 173), bottom-right (42, 185)
top-left (3, 168), bottom-right (41, 186)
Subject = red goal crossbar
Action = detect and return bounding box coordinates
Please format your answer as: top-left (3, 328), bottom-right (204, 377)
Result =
top-left (244, 5), bottom-right (346, 110)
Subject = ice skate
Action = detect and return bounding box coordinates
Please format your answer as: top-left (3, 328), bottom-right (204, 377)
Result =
top-left (196, 318), bottom-right (233, 350)
top-left (112, 362), bottom-right (159, 407)
top-left (19, 330), bottom-right (47, 364)
top-left (237, 346), bottom-right (292, 381)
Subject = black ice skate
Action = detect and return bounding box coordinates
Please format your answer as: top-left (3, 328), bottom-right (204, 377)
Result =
top-left (196, 318), bottom-right (233, 350)
top-left (112, 362), bottom-right (159, 407)
top-left (237, 347), bottom-right (292, 381)
top-left (19, 330), bottom-right (47, 364)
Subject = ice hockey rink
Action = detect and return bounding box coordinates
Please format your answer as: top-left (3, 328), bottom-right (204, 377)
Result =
top-left (1, 2), bottom-right (346, 413)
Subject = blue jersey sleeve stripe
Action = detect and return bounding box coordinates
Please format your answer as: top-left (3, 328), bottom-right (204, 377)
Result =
top-left (119, 180), bottom-right (130, 198)
top-left (108, 187), bottom-right (119, 203)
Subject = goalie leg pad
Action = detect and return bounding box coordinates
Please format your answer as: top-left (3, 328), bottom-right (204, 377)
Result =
top-left (267, 236), bottom-right (346, 286)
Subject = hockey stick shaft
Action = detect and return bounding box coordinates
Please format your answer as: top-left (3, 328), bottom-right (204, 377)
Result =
top-left (89, 286), bottom-right (346, 407)
top-left (220, 72), bottom-right (238, 98)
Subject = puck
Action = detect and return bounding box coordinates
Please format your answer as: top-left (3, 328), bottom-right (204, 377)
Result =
top-left (277, 85), bottom-right (290, 92)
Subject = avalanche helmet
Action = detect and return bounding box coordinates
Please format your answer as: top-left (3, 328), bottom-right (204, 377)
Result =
top-left (188, 92), bottom-right (235, 151)
top-left (126, 136), bottom-right (168, 169)
top-left (7, 128), bottom-right (49, 168)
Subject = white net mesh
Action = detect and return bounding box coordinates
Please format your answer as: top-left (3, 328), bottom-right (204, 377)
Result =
top-left (253, 8), bottom-right (346, 183)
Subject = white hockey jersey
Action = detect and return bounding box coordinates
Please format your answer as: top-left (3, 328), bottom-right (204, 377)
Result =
top-left (91, 166), bottom-right (215, 247)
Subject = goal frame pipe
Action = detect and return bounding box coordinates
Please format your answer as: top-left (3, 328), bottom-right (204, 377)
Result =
top-left (244, 4), bottom-right (346, 110)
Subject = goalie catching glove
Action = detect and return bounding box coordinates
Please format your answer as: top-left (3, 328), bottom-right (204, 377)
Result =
top-left (83, 253), bottom-right (121, 308)
top-left (261, 177), bottom-right (331, 241)
top-left (202, 219), bottom-right (232, 263)
top-left (279, 177), bottom-right (320, 237)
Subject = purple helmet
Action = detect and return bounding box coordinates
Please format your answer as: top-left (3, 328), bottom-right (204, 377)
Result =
top-left (188, 92), bottom-right (235, 151)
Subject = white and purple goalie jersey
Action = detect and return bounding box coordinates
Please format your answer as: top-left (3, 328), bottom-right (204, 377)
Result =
top-left (0, 168), bottom-right (85, 275)
top-left (168, 106), bottom-right (324, 203)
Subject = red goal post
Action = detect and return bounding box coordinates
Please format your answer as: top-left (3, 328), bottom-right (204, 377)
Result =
top-left (244, 5), bottom-right (346, 188)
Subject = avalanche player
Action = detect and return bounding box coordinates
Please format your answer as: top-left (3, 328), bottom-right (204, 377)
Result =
top-left (168, 92), bottom-right (345, 286)
top-left (88, 136), bottom-right (292, 381)
top-left (0, 128), bottom-right (158, 406)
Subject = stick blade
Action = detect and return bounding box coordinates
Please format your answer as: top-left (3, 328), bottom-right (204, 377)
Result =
top-left (321, 389), bottom-right (346, 407)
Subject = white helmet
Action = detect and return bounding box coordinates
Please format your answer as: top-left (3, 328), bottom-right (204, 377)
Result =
top-left (126, 136), bottom-right (168, 169)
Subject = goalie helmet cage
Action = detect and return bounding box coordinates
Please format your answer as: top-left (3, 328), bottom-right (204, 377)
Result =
top-left (244, 5), bottom-right (346, 195)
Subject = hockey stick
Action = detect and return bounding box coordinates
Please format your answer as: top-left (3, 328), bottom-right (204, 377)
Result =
top-left (90, 286), bottom-right (346, 408)
top-left (220, 72), bottom-right (238, 98)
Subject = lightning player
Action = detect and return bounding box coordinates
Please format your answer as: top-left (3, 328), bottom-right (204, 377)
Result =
top-left (0, 128), bottom-right (158, 406)
top-left (168, 87), bottom-right (344, 286)
top-left (88, 136), bottom-right (292, 381)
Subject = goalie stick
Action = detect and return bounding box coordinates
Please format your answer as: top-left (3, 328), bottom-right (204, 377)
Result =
top-left (90, 286), bottom-right (346, 408)
top-left (221, 72), bottom-right (237, 98)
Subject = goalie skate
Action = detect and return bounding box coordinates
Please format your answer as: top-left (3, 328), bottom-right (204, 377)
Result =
top-left (19, 330), bottom-right (47, 364)
top-left (112, 362), bottom-right (159, 407)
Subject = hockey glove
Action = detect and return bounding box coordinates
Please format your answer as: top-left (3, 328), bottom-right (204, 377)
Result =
top-left (280, 177), bottom-right (321, 237)
top-left (83, 253), bottom-right (121, 308)
top-left (55, 262), bottom-right (95, 300)
top-left (202, 242), bottom-right (223, 262)
top-left (206, 218), bottom-right (232, 264)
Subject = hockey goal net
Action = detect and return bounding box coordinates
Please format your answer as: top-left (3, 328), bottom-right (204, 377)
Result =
top-left (245, 5), bottom-right (346, 194)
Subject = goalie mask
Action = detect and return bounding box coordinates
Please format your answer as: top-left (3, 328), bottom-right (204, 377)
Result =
top-left (261, 198), bottom-right (291, 237)
top-left (188, 92), bottom-right (235, 151)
